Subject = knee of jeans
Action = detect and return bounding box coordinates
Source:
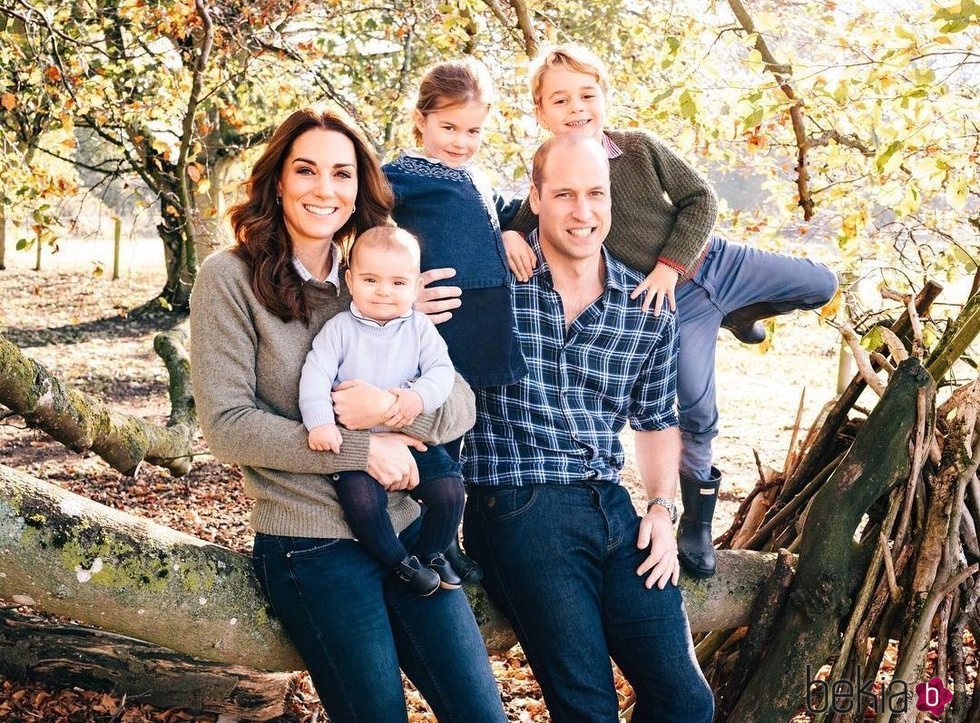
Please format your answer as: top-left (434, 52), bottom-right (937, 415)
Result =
top-left (805, 266), bottom-right (839, 308)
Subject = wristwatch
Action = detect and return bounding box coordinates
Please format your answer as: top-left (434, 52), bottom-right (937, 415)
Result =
top-left (646, 497), bottom-right (678, 523)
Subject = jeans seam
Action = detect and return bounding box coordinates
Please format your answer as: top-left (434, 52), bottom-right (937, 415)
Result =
top-left (386, 593), bottom-right (455, 720)
top-left (282, 552), bottom-right (359, 721)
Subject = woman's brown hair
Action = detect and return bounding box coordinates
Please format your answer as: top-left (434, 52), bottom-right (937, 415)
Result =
top-left (413, 58), bottom-right (495, 144)
top-left (229, 107), bottom-right (393, 324)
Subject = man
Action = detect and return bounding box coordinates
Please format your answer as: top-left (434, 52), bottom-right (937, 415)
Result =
top-left (461, 134), bottom-right (714, 722)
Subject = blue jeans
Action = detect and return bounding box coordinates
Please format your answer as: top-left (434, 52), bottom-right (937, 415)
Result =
top-left (252, 517), bottom-right (506, 723)
top-left (676, 236), bottom-right (838, 480)
top-left (463, 483), bottom-right (714, 723)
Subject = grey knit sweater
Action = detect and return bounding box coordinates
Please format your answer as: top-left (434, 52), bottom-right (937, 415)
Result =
top-left (509, 129), bottom-right (718, 278)
top-left (189, 250), bottom-right (476, 539)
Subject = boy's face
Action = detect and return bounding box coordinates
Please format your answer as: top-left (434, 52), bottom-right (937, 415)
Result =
top-left (535, 66), bottom-right (607, 139)
top-left (345, 245), bottom-right (422, 322)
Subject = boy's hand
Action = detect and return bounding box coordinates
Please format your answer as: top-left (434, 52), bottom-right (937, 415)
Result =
top-left (502, 231), bottom-right (536, 283)
top-left (308, 423), bottom-right (343, 453)
top-left (383, 388), bottom-right (425, 428)
top-left (631, 262), bottom-right (679, 316)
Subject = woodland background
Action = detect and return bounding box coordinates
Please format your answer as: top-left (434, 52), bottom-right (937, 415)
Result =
top-left (1, 0), bottom-right (979, 721)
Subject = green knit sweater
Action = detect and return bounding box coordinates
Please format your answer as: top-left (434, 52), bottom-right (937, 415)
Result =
top-left (509, 129), bottom-right (718, 278)
top-left (189, 250), bottom-right (476, 539)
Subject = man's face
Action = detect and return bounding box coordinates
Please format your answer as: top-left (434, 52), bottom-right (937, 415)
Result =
top-left (530, 143), bottom-right (611, 264)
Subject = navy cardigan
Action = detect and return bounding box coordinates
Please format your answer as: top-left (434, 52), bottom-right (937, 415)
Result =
top-left (383, 153), bottom-right (521, 289)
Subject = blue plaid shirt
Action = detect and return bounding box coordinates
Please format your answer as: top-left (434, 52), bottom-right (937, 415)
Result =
top-left (464, 230), bottom-right (678, 486)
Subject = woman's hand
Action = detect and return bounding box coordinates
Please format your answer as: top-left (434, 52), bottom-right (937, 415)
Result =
top-left (502, 230), bottom-right (536, 282)
top-left (332, 379), bottom-right (396, 430)
top-left (416, 268), bottom-right (462, 324)
top-left (630, 262), bottom-right (679, 315)
top-left (367, 433), bottom-right (427, 490)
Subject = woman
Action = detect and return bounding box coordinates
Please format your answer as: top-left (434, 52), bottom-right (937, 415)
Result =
top-left (189, 107), bottom-right (505, 722)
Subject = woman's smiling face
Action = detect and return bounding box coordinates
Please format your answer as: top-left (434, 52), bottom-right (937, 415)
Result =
top-left (277, 128), bottom-right (358, 249)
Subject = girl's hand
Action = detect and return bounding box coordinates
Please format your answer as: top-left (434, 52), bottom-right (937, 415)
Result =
top-left (332, 379), bottom-right (396, 430)
top-left (631, 262), bottom-right (679, 316)
top-left (384, 388), bottom-right (424, 428)
top-left (367, 433), bottom-right (427, 490)
top-left (416, 267), bottom-right (462, 324)
top-left (502, 231), bottom-right (536, 282)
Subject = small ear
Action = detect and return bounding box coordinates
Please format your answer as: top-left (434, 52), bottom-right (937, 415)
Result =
top-left (344, 267), bottom-right (353, 286)
top-left (534, 104), bottom-right (549, 132)
top-left (412, 109), bottom-right (425, 136)
top-left (529, 183), bottom-right (541, 215)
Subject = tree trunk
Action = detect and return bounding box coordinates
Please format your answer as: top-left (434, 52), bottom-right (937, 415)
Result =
top-left (159, 183), bottom-right (195, 310)
top-left (0, 462), bottom-right (772, 671)
top-left (191, 154), bottom-right (234, 265)
top-left (0, 608), bottom-right (290, 720)
top-left (0, 202), bottom-right (7, 270)
top-left (0, 331), bottom-right (195, 477)
top-left (727, 358), bottom-right (936, 722)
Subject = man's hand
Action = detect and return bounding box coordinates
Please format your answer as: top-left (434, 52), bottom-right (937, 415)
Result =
top-left (308, 423), bottom-right (343, 453)
top-left (332, 379), bottom-right (397, 430)
top-left (367, 433), bottom-right (427, 490)
top-left (416, 268), bottom-right (462, 324)
top-left (502, 230), bottom-right (536, 282)
top-left (630, 262), bottom-right (679, 316)
top-left (636, 506), bottom-right (680, 589)
top-left (384, 388), bottom-right (424, 428)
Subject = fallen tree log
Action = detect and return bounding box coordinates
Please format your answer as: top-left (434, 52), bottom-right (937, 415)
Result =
top-left (0, 608), bottom-right (291, 719)
top-left (0, 462), bottom-right (774, 670)
top-left (0, 330), bottom-right (195, 477)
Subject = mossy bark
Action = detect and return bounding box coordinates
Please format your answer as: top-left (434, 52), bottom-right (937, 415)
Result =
top-left (0, 463), bottom-right (772, 671)
top-left (0, 331), bottom-right (195, 477)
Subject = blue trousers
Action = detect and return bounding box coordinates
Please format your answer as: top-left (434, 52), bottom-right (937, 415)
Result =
top-left (252, 517), bottom-right (506, 723)
top-left (463, 483), bottom-right (714, 723)
top-left (676, 236), bottom-right (838, 480)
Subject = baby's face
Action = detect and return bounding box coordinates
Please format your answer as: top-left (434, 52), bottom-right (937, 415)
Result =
top-left (345, 245), bottom-right (421, 322)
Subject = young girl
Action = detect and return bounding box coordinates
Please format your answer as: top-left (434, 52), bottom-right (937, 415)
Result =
top-left (383, 58), bottom-right (525, 582)
top-left (383, 58), bottom-right (525, 391)
top-left (502, 45), bottom-right (838, 579)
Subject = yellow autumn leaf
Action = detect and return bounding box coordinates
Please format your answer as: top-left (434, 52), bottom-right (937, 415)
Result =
top-left (895, 185), bottom-right (921, 216)
top-left (0, 92), bottom-right (15, 111)
top-left (945, 175), bottom-right (969, 210)
top-left (818, 288), bottom-right (843, 325)
top-left (197, 178), bottom-right (211, 195)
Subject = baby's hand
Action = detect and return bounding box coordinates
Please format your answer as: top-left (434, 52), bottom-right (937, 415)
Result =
top-left (383, 388), bottom-right (425, 429)
top-left (502, 230), bottom-right (536, 283)
top-left (631, 262), bottom-right (679, 315)
top-left (308, 423), bottom-right (343, 453)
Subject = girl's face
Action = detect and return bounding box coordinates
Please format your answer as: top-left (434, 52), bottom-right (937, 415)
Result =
top-left (414, 100), bottom-right (489, 168)
top-left (535, 66), bottom-right (607, 140)
top-left (277, 128), bottom-right (358, 250)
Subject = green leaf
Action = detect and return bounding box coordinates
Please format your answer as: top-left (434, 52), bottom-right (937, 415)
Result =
top-left (678, 89), bottom-right (697, 120)
top-left (15, 238), bottom-right (28, 250)
top-left (859, 325), bottom-right (886, 352)
top-left (876, 140), bottom-right (903, 174)
top-left (743, 107), bottom-right (764, 131)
